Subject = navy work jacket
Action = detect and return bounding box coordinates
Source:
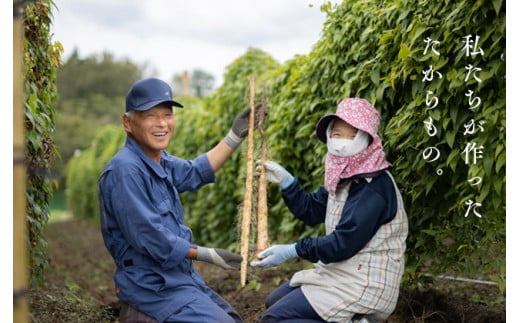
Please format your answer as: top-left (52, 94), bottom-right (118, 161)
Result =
top-left (98, 137), bottom-right (215, 322)
top-left (283, 172), bottom-right (398, 263)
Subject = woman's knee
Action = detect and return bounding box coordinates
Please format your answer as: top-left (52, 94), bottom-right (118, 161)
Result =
top-left (265, 281), bottom-right (294, 308)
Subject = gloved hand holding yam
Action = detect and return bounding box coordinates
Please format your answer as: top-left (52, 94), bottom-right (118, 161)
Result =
top-left (256, 160), bottom-right (295, 189)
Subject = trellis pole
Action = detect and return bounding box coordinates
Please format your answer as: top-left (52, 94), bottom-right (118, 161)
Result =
top-left (13, 1), bottom-right (29, 322)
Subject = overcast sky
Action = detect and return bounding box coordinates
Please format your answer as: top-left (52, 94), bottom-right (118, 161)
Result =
top-left (50, 0), bottom-right (341, 87)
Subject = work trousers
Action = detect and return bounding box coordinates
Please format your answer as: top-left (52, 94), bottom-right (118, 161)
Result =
top-left (119, 286), bottom-right (242, 323)
top-left (261, 281), bottom-right (325, 323)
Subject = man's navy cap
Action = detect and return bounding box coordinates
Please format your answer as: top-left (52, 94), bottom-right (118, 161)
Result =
top-left (125, 78), bottom-right (183, 112)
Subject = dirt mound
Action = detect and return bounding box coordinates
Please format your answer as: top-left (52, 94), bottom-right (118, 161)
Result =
top-left (29, 219), bottom-right (505, 322)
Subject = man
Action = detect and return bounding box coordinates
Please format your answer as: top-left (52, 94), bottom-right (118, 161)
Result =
top-left (98, 77), bottom-right (248, 322)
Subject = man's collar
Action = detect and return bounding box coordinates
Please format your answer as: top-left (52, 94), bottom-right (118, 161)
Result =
top-left (125, 137), bottom-right (167, 178)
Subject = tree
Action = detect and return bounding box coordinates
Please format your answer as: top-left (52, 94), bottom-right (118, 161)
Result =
top-left (191, 69), bottom-right (215, 97)
top-left (52, 51), bottom-right (143, 186)
top-left (57, 49), bottom-right (142, 100)
top-left (172, 69), bottom-right (216, 98)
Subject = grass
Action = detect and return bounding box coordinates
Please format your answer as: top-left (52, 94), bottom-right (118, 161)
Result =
top-left (49, 191), bottom-right (73, 223)
top-left (29, 265), bottom-right (116, 323)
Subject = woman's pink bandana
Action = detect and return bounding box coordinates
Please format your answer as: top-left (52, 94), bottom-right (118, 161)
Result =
top-left (321, 98), bottom-right (391, 195)
top-left (324, 136), bottom-right (391, 195)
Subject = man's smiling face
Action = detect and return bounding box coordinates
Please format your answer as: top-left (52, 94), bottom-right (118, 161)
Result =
top-left (123, 103), bottom-right (175, 162)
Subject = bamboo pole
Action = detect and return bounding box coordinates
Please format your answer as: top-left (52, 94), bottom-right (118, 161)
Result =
top-left (13, 1), bottom-right (29, 322)
top-left (255, 85), bottom-right (269, 254)
top-left (240, 75), bottom-right (256, 287)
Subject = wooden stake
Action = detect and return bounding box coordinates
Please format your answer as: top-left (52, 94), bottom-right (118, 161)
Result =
top-left (256, 85), bottom-right (269, 254)
top-left (182, 70), bottom-right (190, 96)
top-left (13, 3), bottom-right (29, 322)
top-left (240, 75), bottom-right (256, 287)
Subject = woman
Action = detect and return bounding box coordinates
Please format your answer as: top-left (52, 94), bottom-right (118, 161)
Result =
top-left (251, 98), bottom-right (408, 322)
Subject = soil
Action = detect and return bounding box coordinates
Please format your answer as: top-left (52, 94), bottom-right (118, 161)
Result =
top-left (29, 219), bottom-right (506, 322)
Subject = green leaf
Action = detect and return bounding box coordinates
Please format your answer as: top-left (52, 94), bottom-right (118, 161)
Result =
top-left (492, 0), bottom-right (503, 16)
top-left (495, 150), bottom-right (505, 173)
top-left (446, 130), bottom-right (457, 148)
top-left (398, 43), bottom-right (411, 60)
top-left (370, 69), bottom-right (380, 86)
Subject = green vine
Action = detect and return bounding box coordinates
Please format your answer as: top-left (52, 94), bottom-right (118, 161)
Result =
top-left (66, 0), bottom-right (505, 302)
top-left (23, 0), bottom-right (62, 287)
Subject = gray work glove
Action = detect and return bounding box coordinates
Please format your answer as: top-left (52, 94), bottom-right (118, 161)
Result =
top-left (224, 108), bottom-right (251, 150)
top-left (196, 247), bottom-right (242, 270)
top-left (260, 160), bottom-right (295, 189)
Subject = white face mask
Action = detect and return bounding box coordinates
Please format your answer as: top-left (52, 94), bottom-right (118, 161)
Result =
top-left (327, 129), bottom-right (370, 157)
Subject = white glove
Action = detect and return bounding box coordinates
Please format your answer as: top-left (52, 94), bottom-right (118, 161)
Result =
top-left (250, 244), bottom-right (298, 268)
top-left (260, 160), bottom-right (295, 189)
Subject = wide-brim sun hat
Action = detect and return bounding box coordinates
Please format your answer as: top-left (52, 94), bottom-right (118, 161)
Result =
top-left (315, 98), bottom-right (381, 143)
top-left (125, 77), bottom-right (183, 112)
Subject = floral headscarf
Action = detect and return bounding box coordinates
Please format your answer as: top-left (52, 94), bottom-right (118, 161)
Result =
top-left (315, 98), bottom-right (392, 195)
